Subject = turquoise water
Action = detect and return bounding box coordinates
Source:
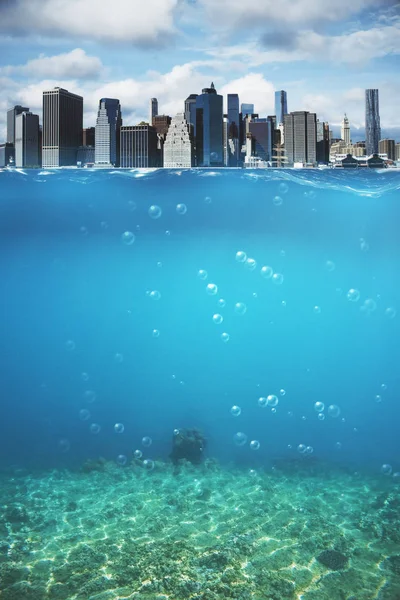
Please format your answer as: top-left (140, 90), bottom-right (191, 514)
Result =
top-left (1, 168), bottom-right (400, 600)
top-left (0, 168), bottom-right (399, 473)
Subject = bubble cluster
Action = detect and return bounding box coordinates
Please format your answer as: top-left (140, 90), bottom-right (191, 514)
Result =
top-left (258, 397), bottom-right (268, 408)
top-left (314, 402), bottom-right (325, 412)
top-left (267, 394), bottom-right (279, 407)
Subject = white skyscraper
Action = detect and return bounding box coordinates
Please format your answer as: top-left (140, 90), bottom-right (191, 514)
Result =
top-left (341, 114), bottom-right (350, 145)
top-left (163, 113), bottom-right (194, 168)
top-left (95, 98), bottom-right (122, 167)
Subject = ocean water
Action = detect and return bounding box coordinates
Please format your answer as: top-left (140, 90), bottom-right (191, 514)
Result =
top-left (0, 167), bottom-right (399, 600)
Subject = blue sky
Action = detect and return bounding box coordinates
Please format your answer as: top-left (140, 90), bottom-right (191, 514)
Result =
top-left (0, 0), bottom-right (399, 141)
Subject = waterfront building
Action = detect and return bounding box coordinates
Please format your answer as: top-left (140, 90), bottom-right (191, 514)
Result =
top-left (275, 91), bottom-right (288, 125)
top-left (248, 118), bottom-right (273, 162)
top-left (42, 87), bottom-right (83, 167)
top-left (120, 125), bottom-right (159, 168)
top-left (77, 146), bottom-right (95, 166)
top-left (341, 114), bottom-right (350, 145)
top-left (163, 113), bottom-right (194, 168)
top-left (195, 82), bottom-right (223, 167)
top-left (7, 105), bottom-right (30, 145)
top-left (0, 143), bottom-right (15, 167)
top-left (396, 143), bottom-right (400, 161)
top-left (82, 127), bottom-right (95, 146)
top-left (317, 120), bottom-right (330, 163)
top-left (95, 98), bottom-right (122, 167)
top-left (379, 139), bottom-right (395, 161)
top-left (15, 111), bottom-right (40, 168)
top-left (365, 89), bottom-right (381, 156)
top-left (284, 111), bottom-right (317, 165)
top-left (227, 94), bottom-right (240, 166)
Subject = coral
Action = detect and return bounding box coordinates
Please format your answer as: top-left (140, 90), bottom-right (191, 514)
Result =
top-left (317, 549), bottom-right (349, 570)
top-left (170, 428), bottom-right (207, 464)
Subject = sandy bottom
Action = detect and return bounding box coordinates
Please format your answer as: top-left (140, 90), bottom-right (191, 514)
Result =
top-left (0, 458), bottom-right (399, 600)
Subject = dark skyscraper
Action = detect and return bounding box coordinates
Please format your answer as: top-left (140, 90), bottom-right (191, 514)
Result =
top-left (195, 82), bottom-right (223, 167)
top-left (120, 125), bottom-right (159, 168)
top-left (82, 127), bottom-right (95, 146)
top-left (365, 89), bottom-right (381, 156)
top-left (275, 90), bottom-right (288, 125)
top-left (227, 94), bottom-right (240, 166)
top-left (42, 87), bottom-right (83, 167)
top-left (248, 118), bottom-right (274, 162)
top-left (15, 111), bottom-right (40, 168)
top-left (7, 105), bottom-right (30, 144)
top-left (150, 98), bottom-right (158, 124)
top-left (284, 111), bottom-right (317, 165)
top-left (184, 94), bottom-right (198, 132)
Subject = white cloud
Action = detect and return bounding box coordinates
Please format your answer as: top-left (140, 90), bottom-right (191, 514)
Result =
top-left (0, 0), bottom-right (179, 46)
top-left (0, 49), bottom-right (103, 79)
top-left (219, 74), bottom-right (275, 114)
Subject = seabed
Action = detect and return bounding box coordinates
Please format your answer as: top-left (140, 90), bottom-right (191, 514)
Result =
top-left (0, 459), bottom-right (399, 600)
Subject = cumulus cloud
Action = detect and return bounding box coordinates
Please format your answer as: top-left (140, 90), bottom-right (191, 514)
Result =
top-left (0, 0), bottom-right (179, 46)
top-left (219, 74), bottom-right (275, 115)
top-left (0, 49), bottom-right (103, 79)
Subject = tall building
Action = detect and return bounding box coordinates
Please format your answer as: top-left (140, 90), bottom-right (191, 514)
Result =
top-left (341, 114), bottom-right (350, 145)
top-left (248, 118), bottom-right (274, 162)
top-left (241, 103), bottom-right (254, 115)
top-left (7, 105), bottom-right (29, 144)
top-left (82, 127), bottom-right (95, 146)
top-left (284, 111), bottom-right (317, 165)
top-left (365, 89), bottom-right (381, 156)
top-left (150, 98), bottom-right (158, 123)
top-left (120, 124), bottom-right (159, 168)
top-left (275, 91), bottom-right (288, 125)
top-left (0, 143), bottom-right (15, 167)
top-left (95, 98), bottom-right (122, 167)
top-left (15, 111), bottom-right (40, 168)
top-left (163, 113), bottom-right (194, 168)
top-left (396, 143), bottom-right (400, 161)
top-left (195, 82), bottom-right (224, 167)
top-left (42, 87), bottom-right (83, 167)
top-left (152, 115), bottom-right (171, 137)
top-left (227, 94), bottom-right (240, 166)
top-left (316, 120), bottom-right (330, 163)
top-left (184, 94), bottom-right (198, 132)
top-left (379, 139), bottom-right (395, 161)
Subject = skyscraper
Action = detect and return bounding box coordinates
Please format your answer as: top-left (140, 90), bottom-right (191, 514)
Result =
top-left (341, 114), bottom-right (350, 145)
top-left (184, 94), bottom-right (198, 132)
top-left (150, 98), bottom-right (158, 124)
top-left (284, 111), bottom-right (317, 165)
top-left (316, 120), bottom-right (330, 164)
top-left (95, 98), bottom-right (122, 167)
top-left (365, 89), bottom-right (381, 156)
top-left (163, 113), bottom-right (194, 168)
top-left (248, 118), bottom-right (273, 162)
top-left (241, 103), bottom-right (254, 116)
top-left (7, 105), bottom-right (30, 145)
top-left (42, 87), bottom-right (83, 167)
top-left (15, 111), bottom-right (40, 168)
top-left (195, 82), bottom-right (223, 167)
top-left (120, 124), bottom-right (158, 168)
top-left (275, 91), bottom-right (288, 125)
top-left (227, 94), bottom-right (240, 166)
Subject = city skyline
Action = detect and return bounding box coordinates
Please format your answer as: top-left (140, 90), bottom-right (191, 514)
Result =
top-left (0, 1), bottom-right (399, 143)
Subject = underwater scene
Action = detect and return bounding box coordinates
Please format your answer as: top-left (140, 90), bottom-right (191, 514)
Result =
top-left (0, 168), bottom-right (400, 600)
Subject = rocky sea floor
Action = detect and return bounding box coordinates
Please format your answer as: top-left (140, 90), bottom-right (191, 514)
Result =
top-left (0, 458), bottom-right (399, 600)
